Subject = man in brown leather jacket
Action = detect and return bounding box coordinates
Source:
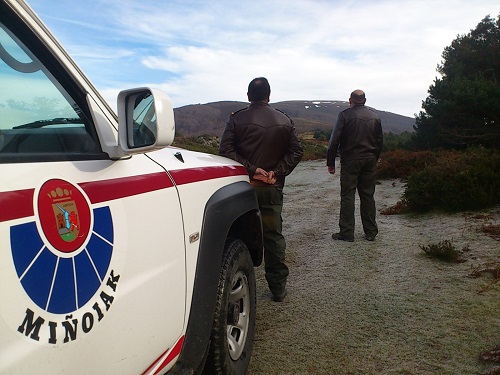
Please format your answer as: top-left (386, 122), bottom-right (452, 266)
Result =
top-left (219, 77), bottom-right (303, 302)
top-left (326, 89), bottom-right (383, 242)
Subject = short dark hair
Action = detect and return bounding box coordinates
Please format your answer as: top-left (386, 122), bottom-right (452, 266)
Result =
top-left (248, 77), bottom-right (271, 101)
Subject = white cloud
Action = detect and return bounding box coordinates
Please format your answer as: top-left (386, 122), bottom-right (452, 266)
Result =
top-left (28, 0), bottom-right (499, 117)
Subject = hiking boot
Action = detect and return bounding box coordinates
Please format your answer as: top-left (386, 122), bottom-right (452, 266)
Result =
top-left (331, 233), bottom-right (354, 242)
top-left (272, 289), bottom-right (288, 302)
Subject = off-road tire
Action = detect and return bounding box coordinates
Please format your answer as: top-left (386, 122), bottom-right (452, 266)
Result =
top-left (203, 238), bottom-right (256, 375)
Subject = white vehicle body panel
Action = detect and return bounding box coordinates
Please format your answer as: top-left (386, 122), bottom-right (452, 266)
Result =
top-left (0, 0), bottom-right (255, 373)
top-left (0, 155), bottom-right (187, 374)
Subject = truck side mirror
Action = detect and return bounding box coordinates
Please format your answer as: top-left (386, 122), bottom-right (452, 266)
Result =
top-left (117, 87), bottom-right (175, 152)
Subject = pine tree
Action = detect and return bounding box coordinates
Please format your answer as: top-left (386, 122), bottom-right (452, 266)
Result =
top-left (413, 15), bottom-right (500, 150)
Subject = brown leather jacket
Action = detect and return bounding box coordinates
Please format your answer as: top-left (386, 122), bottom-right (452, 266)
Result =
top-left (219, 101), bottom-right (303, 188)
top-left (326, 104), bottom-right (383, 166)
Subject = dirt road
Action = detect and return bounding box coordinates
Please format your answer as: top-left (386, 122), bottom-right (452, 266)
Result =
top-left (248, 159), bottom-right (499, 375)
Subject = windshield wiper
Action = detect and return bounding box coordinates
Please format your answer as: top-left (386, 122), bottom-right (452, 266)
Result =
top-left (13, 117), bottom-right (83, 129)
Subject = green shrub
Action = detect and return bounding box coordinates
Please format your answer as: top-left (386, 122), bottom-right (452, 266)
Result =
top-left (403, 147), bottom-right (500, 212)
top-left (173, 134), bottom-right (328, 161)
top-left (301, 140), bottom-right (328, 160)
top-left (420, 240), bottom-right (465, 263)
top-left (313, 129), bottom-right (330, 142)
top-left (172, 135), bottom-right (219, 154)
top-left (382, 131), bottom-right (413, 152)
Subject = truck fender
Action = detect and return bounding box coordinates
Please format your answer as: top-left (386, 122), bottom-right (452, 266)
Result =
top-left (171, 181), bottom-right (263, 373)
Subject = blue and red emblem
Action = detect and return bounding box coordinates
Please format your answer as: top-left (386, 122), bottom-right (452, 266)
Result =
top-left (10, 179), bottom-right (114, 314)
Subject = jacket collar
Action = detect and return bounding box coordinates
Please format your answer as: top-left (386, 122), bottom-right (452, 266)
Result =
top-left (249, 100), bottom-right (270, 107)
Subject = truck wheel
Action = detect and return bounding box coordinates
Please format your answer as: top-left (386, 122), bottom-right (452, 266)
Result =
top-left (204, 238), bottom-right (256, 375)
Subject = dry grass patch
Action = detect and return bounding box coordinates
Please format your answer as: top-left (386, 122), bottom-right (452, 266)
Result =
top-left (481, 223), bottom-right (500, 240)
top-left (469, 262), bottom-right (500, 294)
top-left (480, 346), bottom-right (500, 374)
top-left (380, 199), bottom-right (409, 215)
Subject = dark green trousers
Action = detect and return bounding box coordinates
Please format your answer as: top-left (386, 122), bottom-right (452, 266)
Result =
top-left (254, 186), bottom-right (288, 296)
top-left (339, 158), bottom-right (378, 239)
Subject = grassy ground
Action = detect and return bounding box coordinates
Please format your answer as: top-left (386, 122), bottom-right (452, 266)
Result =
top-left (247, 159), bottom-right (499, 375)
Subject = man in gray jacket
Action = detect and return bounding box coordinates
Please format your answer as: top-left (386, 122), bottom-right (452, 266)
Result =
top-left (219, 77), bottom-right (303, 301)
top-left (327, 89), bottom-right (383, 242)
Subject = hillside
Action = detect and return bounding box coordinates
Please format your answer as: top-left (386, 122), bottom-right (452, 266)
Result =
top-left (173, 100), bottom-right (416, 136)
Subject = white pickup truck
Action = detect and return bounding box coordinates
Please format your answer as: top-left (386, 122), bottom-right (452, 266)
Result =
top-left (0, 1), bottom-right (263, 374)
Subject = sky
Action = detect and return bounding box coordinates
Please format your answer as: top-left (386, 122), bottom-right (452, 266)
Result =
top-left (27, 0), bottom-right (498, 118)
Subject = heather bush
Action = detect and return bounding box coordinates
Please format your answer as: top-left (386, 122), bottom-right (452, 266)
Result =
top-left (174, 134), bottom-right (328, 161)
top-left (172, 134), bottom-right (219, 154)
top-left (403, 147), bottom-right (500, 212)
top-left (301, 141), bottom-right (328, 160)
top-left (377, 149), bottom-right (437, 179)
top-left (420, 239), bottom-right (465, 263)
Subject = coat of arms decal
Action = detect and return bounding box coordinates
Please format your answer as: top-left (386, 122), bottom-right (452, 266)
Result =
top-left (37, 179), bottom-right (91, 253)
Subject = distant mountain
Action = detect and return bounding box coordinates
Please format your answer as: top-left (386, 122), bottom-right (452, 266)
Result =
top-left (173, 100), bottom-right (415, 136)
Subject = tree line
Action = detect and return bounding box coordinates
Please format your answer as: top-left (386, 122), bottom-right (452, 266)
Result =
top-left (411, 14), bottom-right (499, 151)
